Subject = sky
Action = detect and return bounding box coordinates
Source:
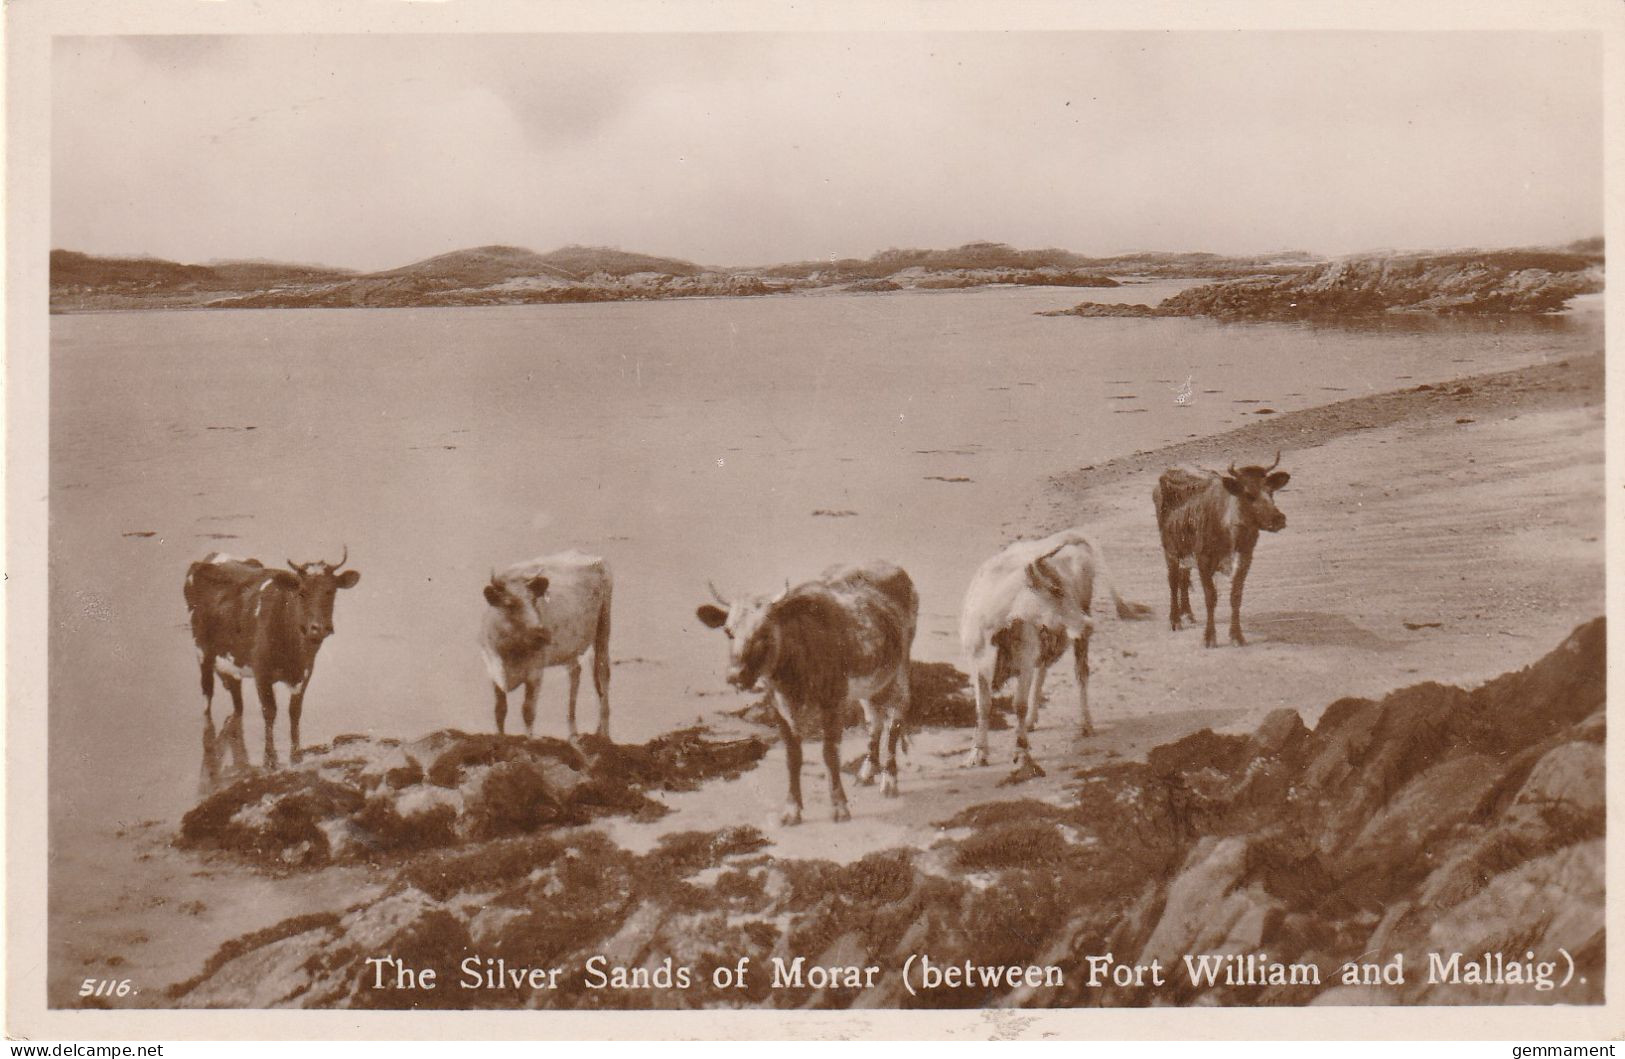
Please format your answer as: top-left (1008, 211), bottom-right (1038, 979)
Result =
top-left (52, 32), bottom-right (1603, 272)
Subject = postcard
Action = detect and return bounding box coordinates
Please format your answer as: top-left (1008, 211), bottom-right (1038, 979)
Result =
top-left (7, 0), bottom-right (1620, 1041)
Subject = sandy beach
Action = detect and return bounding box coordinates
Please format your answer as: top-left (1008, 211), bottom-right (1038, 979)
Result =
top-left (46, 348), bottom-right (1604, 1007)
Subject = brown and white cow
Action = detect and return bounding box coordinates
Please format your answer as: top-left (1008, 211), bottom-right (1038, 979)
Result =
top-left (1152, 453), bottom-right (1291, 647)
top-left (960, 529), bottom-right (1146, 767)
top-left (696, 561), bottom-right (917, 825)
top-left (184, 549), bottom-right (360, 767)
top-left (480, 551), bottom-right (613, 740)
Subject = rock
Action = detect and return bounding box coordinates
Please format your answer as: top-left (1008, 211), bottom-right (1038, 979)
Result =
top-left (1515, 742), bottom-right (1603, 816)
top-left (178, 726), bottom-right (768, 867)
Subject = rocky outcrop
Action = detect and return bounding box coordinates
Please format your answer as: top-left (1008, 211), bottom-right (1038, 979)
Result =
top-left (179, 726), bottom-right (769, 869)
top-left (1052, 250), bottom-right (1603, 321)
top-left (171, 620), bottom-right (1603, 1009)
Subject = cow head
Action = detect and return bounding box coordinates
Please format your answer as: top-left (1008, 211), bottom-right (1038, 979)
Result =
top-left (1220, 451), bottom-right (1291, 533)
top-left (1023, 546), bottom-right (1095, 639)
top-left (696, 580), bottom-right (788, 690)
top-left (483, 571), bottom-right (553, 651)
top-left (285, 546), bottom-right (361, 643)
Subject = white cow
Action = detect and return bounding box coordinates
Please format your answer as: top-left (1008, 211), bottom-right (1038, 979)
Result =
top-left (959, 528), bottom-right (1145, 766)
top-left (479, 551), bottom-right (613, 740)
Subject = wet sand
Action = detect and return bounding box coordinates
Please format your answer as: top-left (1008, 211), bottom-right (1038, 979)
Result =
top-left (47, 351), bottom-right (1604, 1005)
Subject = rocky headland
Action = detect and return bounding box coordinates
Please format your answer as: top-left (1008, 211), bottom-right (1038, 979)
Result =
top-left (1044, 244), bottom-right (1603, 321)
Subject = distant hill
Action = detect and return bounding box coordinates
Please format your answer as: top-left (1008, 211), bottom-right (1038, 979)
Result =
top-left (371, 245), bottom-right (579, 286)
top-left (52, 250), bottom-right (217, 289)
top-left (533, 245), bottom-right (705, 279)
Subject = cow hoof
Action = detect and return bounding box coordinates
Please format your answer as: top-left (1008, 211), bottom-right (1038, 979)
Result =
top-left (882, 776), bottom-right (899, 798)
top-left (857, 759), bottom-right (878, 785)
top-left (1231, 634), bottom-right (1247, 647)
top-left (832, 803), bottom-right (852, 823)
top-left (963, 747), bottom-right (989, 768)
top-left (780, 805), bottom-right (803, 827)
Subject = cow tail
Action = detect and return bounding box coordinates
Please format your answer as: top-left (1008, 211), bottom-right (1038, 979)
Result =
top-left (1093, 544), bottom-right (1153, 622)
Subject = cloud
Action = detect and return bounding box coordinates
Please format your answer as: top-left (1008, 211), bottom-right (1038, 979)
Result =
top-left (50, 32), bottom-right (1602, 270)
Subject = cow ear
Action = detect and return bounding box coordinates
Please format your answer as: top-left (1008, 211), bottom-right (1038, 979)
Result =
top-left (696, 604), bottom-right (728, 629)
top-left (526, 575), bottom-right (550, 598)
top-left (1221, 475), bottom-right (1245, 496)
top-left (336, 569), bottom-right (360, 589)
top-left (1266, 471), bottom-right (1291, 492)
top-left (483, 584), bottom-right (506, 607)
top-left (1025, 558), bottom-right (1065, 598)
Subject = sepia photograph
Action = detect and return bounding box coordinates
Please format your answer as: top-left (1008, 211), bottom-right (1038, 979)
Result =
top-left (6, 0), bottom-right (1620, 1041)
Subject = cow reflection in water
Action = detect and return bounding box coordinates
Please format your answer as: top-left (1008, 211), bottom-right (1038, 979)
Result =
top-left (198, 709), bottom-right (251, 796)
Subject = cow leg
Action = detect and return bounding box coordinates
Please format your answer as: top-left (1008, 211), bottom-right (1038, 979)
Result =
top-left (1165, 559), bottom-right (1185, 631)
top-left (882, 705), bottom-right (903, 798)
top-left (1180, 570), bottom-right (1196, 622)
top-left (1010, 629), bottom-right (1043, 763)
top-left (1229, 552), bottom-right (1253, 646)
top-left (1030, 660), bottom-right (1051, 731)
top-left (823, 715), bottom-right (851, 823)
top-left (522, 677), bottom-right (540, 738)
top-left (1199, 561), bottom-right (1221, 648)
top-left (255, 679), bottom-right (280, 769)
top-left (288, 686), bottom-right (306, 764)
top-left (1012, 665), bottom-right (1038, 765)
top-left (965, 667), bottom-right (992, 767)
top-left (492, 683), bottom-right (509, 734)
top-left (858, 698), bottom-right (881, 785)
top-left (592, 644), bottom-right (611, 741)
top-left (1074, 629), bottom-right (1094, 736)
top-left (565, 661), bottom-right (582, 739)
top-left (772, 693), bottom-right (803, 826)
top-left (881, 665), bottom-right (909, 797)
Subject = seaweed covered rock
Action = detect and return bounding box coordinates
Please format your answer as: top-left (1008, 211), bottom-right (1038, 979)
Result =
top-left (179, 726), bottom-right (769, 868)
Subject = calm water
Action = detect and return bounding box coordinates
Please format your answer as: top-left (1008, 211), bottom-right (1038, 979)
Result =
top-left (48, 284), bottom-right (1600, 826)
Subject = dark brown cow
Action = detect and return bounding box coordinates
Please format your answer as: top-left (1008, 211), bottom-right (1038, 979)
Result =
top-left (1153, 454), bottom-right (1290, 647)
top-left (184, 549), bottom-right (360, 765)
top-left (697, 561), bottom-right (916, 825)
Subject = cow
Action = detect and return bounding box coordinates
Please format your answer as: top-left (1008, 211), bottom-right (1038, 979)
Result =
top-left (1152, 452), bottom-right (1291, 648)
top-left (695, 561), bottom-right (917, 825)
top-left (183, 548), bottom-right (361, 767)
top-left (480, 551), bottom-right (613, 740)
top-left (960, 529), bottom-right (1147, 767)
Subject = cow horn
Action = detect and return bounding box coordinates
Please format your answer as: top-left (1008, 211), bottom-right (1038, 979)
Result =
top-left (1226, 462), bottom-right (1240, 479)
top-left (287, 558), bottom-right (303, 573)
top-left (330, 544), bottom-right (349, 572)
top-left (706, 580), bottom-right (729, 606)
top-left (1266, 450), bottom-right (1282, 472)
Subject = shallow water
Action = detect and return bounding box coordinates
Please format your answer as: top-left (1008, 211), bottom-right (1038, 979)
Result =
top-left (48, 284), bottom-right (1600, 827)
